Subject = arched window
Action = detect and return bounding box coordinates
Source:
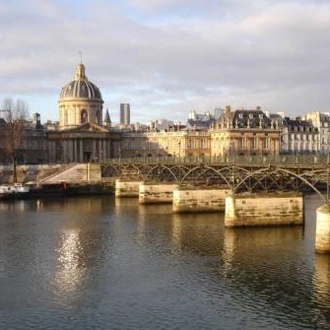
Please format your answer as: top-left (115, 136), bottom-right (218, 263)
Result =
top-left (81, 109), bottom-right (88, 124)
top-left (64, 110), bottom-right (68, 125)
top-left (95, 110), bottom-right (100, 125)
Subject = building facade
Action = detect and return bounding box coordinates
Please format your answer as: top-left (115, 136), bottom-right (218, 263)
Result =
top-left (120, 129), bottom-right (211, 158)
top-left (302, 111), bottom-right (329, 154)
top-left (280, 117), bottom-right (319, 154)
top-left (210, 106), bottom-right (281, 157)
top-left (0, 113), bottom-right (47, 165)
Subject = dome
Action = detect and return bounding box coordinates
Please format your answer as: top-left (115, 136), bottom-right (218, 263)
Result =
top-left (59, 63), bottom-right (102, 100)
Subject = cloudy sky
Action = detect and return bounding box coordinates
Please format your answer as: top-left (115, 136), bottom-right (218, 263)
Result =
top-left (0, 0), bottom-right (329, 124)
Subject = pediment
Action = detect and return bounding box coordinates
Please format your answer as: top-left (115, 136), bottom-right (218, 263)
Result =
top-left (71, 123), bottom-right (109, 133)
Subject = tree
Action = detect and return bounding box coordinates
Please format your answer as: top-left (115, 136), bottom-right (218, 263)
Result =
top-left (2, 98), bottom-right (30, 183)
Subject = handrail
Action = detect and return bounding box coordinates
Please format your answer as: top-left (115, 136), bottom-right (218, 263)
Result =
top-left (102, 154), bottom-right (329, 167)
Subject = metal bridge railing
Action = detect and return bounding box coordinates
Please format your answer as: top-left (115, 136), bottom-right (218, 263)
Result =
top-left (103, 155), bottom-right (330, 167)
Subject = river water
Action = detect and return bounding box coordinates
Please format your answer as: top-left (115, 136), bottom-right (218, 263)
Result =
top-left (0, 194), bottom-right (330, 330)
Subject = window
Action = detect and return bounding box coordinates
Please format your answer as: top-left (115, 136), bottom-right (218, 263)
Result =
top-left (251, 138), bottom-right (257, 150)
top-left (238, 137), bottom-right (244, 150)
top-left (263, 138), bottom-right (270, 149)
top-left (95, 110), bottom-right (100, 125)
top-left (81, 110), bottom-right (88, 124)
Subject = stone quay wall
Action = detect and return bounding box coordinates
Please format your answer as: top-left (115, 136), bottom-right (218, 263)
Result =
top-left (0, 164), bottom-right (66, 184)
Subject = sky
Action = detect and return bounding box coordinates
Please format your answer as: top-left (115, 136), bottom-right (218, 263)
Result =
top-left (0, 0), bottom-right (330, 124)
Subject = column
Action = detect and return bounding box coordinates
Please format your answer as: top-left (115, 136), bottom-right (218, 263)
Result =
top-left (93, 140), bottom-right (97, 161)
top-left (98, 139), bottom-right (102, 161)
top-left (63, 140), bottom-right (67, 163)
top-left (80, 139), bottom-right (83, 162)
top-left (74, 139), bottom-right (78, 162)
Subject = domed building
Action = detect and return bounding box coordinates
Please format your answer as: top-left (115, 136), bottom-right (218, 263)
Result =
top-left (47, 62), bottom-right (120, 163)
top-left (59, 62), bottom-right (104, 128)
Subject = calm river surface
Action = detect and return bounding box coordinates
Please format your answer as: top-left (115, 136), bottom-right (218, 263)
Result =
top-left (0, 194), bottom-right (330, 330)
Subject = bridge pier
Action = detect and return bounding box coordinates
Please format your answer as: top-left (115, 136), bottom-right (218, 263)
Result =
top-left (315, 204), bottom-right (330, 253)
top-left (115, 179), bottom-right (142, 197)
top-left (139, 183), bottom-right (179, 204)
top-left (224, 192), bottom-right (304, 227)
top-left (172, 188), bottom-right (230, 213)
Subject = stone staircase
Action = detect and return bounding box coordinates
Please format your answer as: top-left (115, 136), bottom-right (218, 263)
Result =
top-left (40, 163), bottom-right (101, 183)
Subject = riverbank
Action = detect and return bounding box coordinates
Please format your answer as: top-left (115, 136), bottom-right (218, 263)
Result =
top-left (0, 182), bottom-right (114, 200)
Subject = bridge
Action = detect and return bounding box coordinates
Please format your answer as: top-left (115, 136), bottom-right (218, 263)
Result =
top-left (102, 155), bottom-right (330, 253)
top-left (102, 154), bottom-right (330, 203)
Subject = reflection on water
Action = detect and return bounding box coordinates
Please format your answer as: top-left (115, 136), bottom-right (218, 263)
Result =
top-left (171, 212), bottom-right (224, 256)
top-left (313, 255), bottom-right (330, 326)
top-left (55, 228), bottom-right (84, 295)
top-left (0, 194), bottom-right (329, 329)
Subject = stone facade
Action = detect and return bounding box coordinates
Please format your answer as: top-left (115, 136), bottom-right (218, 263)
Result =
top-left (302, 111), bottom-right (330, 154)
top-left (210, 106), bottom-right (281, 157)
top-left (120, 130), bottom-right (211, 158)
top-left (47, 123), bottom-right (120, 163)
top-left (280, 117), bottom-right (319, 154)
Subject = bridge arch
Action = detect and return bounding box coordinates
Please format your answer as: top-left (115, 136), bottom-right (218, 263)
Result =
top-left (180, 165), bottom-right (252, 187)
top-left (143, 164), bottom-right (192, 182)
top-left (234, 167), bottom-right (327, 204)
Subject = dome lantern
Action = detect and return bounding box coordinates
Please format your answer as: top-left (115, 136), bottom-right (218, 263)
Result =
top-left (75, 63), bottom-right (86, 80)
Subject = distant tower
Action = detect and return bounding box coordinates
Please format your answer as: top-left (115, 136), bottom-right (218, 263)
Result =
top-left (104, 108), bottom-right (112, 127)
top-left (120, 103), bottom-right (130, 126)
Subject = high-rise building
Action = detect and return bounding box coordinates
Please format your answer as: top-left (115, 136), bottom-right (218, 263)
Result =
top-left (120, 103), bottom-right (130, 126)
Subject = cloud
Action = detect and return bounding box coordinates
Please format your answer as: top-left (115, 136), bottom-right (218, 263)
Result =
top-left (0, 0), bottom-right (329, 123)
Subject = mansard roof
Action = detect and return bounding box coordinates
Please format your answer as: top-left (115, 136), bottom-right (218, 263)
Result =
top-left (217, 108), bottom-right (274, 129)
top-left (283, 117), bottom-right (318, 133)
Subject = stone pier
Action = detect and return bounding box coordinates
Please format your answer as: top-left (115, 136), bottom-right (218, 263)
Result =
top-left (115, 179), bottom-right (142, 197)
top-left (225, 192), bottom-right (303, 227)
top-left (139, 183), bottom-right (179, 204)
top-left (172, 188), bottom-right (230, 213)
top-left (315, 204), bottom-right (330, 254)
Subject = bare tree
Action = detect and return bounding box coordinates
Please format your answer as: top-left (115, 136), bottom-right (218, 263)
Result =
top-left (2, 98), bottom-right (30, 183)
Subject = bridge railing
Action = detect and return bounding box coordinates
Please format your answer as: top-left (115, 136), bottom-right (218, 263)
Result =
top-left (103, 155), bottom-right (330, 167)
